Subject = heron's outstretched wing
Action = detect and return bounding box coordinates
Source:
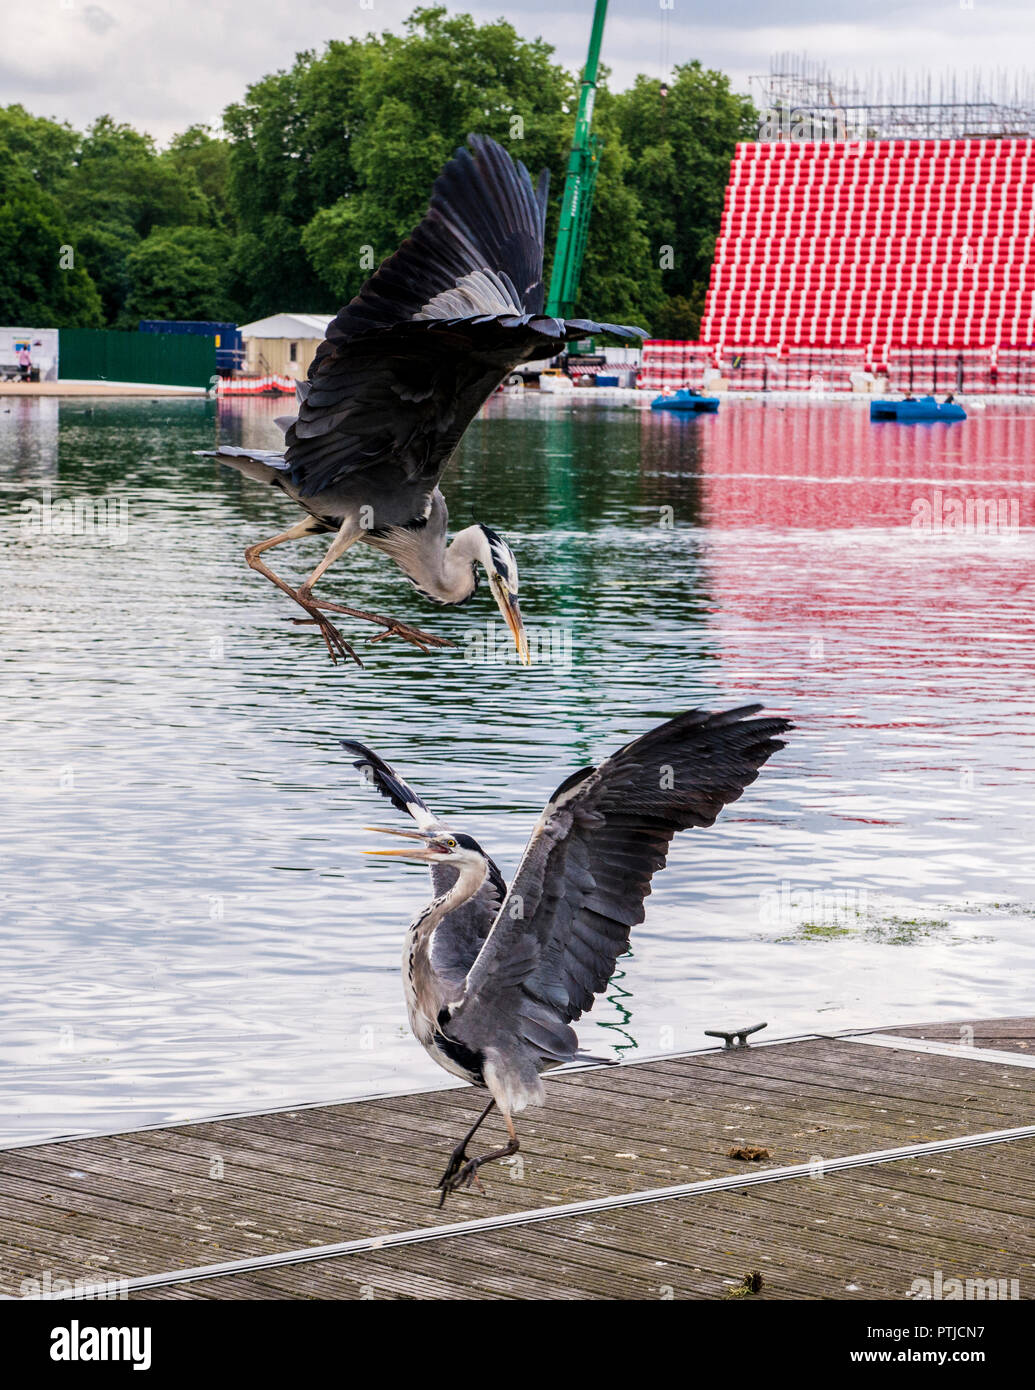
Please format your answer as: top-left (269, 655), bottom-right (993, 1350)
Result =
top-left (331, 133), bottom-right (550, 340)
top-left (442, 707), bottom-right (792, 1086)
top-left (192, 444), bottom-right (292, 487)
top-left (282, 135), bottom-right (645, 500)
top-left (341, 739), bottom-right (442, 832)
top-left (341, 740), bottom-right (506, 983)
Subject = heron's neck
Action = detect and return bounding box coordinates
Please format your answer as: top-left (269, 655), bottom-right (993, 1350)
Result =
top-left (381, 525), bottom-right (488, 605)
top-left (404, 856), bottom-right (489, 1042)
top-left (419, 856), bottom-right (489, 935)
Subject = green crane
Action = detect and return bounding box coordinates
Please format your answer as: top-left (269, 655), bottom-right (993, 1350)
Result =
top-left (545, 0), bottom-right (609, 320)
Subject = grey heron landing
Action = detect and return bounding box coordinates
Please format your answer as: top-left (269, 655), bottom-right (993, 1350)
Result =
top-left (200, 134), bottom-right (644, 665)
top-left (343, 705), bottom-right (791, 1204)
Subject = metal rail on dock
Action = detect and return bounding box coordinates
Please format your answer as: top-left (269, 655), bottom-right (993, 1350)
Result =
top-left (33, 1121), bottom-right (1035, 1299)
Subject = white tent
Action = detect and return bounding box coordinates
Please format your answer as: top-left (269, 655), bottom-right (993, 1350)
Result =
top-left (238, 314), bottom-right (335, 339)
top-left (238, 313), bottom-right (336, 377)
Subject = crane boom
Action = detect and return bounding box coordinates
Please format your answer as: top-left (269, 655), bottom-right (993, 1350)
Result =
top-left (545, 0), bottom-right (608, 320)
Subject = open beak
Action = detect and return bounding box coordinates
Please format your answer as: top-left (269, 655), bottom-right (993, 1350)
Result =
top-left (363, 825), bottom-right (439, 862)
top-left (488, 573), bottom-right (530, 666)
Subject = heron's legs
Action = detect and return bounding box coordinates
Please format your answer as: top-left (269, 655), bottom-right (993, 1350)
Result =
top-left (293, 520), bottom-right (454, 656)
top-left (244, 520), bottom-right (361, 666)
top-left (296, 517), bottom-right (361, 600)
top-left (436, 1099), bottom-right (496, 1204)
top-left (438, 1107), bottom-right (520, 1205)
top-left (304, 599), bottom-right (453, 653)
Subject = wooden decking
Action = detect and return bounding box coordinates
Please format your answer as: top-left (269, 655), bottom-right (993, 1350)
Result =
top-left (2, 1021), bottom-right (1033, 1300)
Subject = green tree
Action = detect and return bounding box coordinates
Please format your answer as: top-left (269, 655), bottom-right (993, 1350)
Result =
top-left (651, 291), bottom-right (704, 340)
top-left (577, 84), bottom-right (660, 330)
top-left (74, 222), bottom-right (141, 324)
top-left (223, 39), bottom-right (370, 233)
top-left (228, 8), bottom-right (575, 316)
top-left (69, 116), bottom-right (208, 239)
top-left (297, 9), bottom-right (660, 329)
top-left (0, 166), bottom-right (103, 326)
top-left (122, 227), bottom-right (240, 323)
top-left (54, 116), bottom-right (220, 323)
top-left (0, 104), bottom-right (78, 195)
top-left (163, 125), bottom-right (236, 229)
top-left (223, 53), bottom-right (368, 316)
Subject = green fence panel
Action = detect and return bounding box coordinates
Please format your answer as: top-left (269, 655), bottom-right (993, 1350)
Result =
top-left (59, 329), bottom-right (216, 388)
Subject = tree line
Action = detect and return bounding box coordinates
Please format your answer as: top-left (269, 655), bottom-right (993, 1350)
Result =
top-left (0, 6), bottom-right (754, 340)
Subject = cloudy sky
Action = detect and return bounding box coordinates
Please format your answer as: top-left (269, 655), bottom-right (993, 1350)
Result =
top-left (6, 0), bottom-right (1034, 144)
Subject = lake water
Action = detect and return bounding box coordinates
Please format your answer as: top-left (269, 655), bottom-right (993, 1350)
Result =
top-left (1, 391), bottom-right (1033, 1145)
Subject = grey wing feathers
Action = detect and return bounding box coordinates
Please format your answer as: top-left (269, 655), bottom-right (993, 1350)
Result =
top-left (280, 136), bottom-right (645, 500)
top-left (330, 133), bottom-right (548, 339)
top-left (194, 445), bottom-right (290, 486)
top-left (445, 707), bottom-right (792, 1073)
top-left (340, 739), bottom-right (439, 830)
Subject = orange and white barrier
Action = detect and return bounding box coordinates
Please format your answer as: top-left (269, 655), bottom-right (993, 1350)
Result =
top-left (217, 374), bottom-right (296, 396)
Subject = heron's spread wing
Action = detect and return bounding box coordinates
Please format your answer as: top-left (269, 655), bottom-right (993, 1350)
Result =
top-left (282, 135), bottom-right (644, 500)
top-left (443, 707), bottom-right (792, 1076)
top-left (332, 134), bottom-right (549, 339)
top-left (341, 740), bottom-right (505, 983)
top-left (193, 445), bottom-right (291, 487)
top-left (341, 739), bottom-right (441, 831)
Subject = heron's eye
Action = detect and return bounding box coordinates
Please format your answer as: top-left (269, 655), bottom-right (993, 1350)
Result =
top-left (446, 838), bottom-right (457, 849)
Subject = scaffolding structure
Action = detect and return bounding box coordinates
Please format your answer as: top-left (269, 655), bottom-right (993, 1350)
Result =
top-left (752, 53), bottom-right (1035, 141)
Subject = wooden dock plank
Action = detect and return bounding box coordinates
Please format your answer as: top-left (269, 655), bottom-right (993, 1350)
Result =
top-left (4, 1027), bottom-right (1034, 1301)
top-left (132, 1141), bottom-right (1035, 1301)
top-left (878, 1016), bottom-right (1035, 1056)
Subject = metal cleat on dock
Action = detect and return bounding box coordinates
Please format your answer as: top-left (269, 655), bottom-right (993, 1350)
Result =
top-left (705, 1021), bottom-right (768, 1050)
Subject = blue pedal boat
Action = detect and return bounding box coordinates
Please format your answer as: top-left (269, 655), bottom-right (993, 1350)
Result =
top-left (870, 395), bottom-right (967, 422)
top-left (650, 389), bottom-right (721, 413)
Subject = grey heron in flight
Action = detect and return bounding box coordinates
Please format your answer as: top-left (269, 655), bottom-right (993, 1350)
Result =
top-left (344, 705), bottom-right (791, 1203)
top-left (201, 135), bottom-right (643, 665)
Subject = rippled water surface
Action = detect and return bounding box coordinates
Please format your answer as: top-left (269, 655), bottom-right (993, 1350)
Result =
top-left (2, 392), bottom-right (1033, 1144)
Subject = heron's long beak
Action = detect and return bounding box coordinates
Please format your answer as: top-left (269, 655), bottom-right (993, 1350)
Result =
top-left (363, 825), bottom-right (439, 861)
top-left (488, 573), bottom-right (530, 666)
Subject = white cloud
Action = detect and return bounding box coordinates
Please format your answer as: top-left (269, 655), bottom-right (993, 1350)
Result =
top-left (4, 0), bottom-right (1033, 143)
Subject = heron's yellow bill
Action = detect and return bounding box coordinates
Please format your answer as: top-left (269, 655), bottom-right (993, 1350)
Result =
top-left (363, 824), bottom-right (437, 860)
top-left (488, 574), bottom-right (530, 666)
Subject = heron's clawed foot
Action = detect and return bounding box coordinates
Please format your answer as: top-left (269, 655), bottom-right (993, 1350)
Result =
top-left (367, 618), bottom-right (452, 654)
top-left (290, 615), bottom-right (362, 666)
top-left (436, 1144), bottom-right (474, 1206)
top-left (435, 1138), bottom-right (519, 1207)
top-left (287, 600), bottom-right (362, 667)
top-left (284, 586), bottom-right (360, 666)
top-left (437, 1154), bottom-right (489, 1205)
top-left (310, 599), bottom-right (453, 654)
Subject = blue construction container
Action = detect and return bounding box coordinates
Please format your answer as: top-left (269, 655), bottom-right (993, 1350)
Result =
top-left (139, 320), bottom-right (244, 374)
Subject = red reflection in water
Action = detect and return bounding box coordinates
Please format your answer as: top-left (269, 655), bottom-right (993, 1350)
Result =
top-left (644, 401), bottom-right (1034, 531)
top-left (645, 404), bottom-right (1035, 711)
